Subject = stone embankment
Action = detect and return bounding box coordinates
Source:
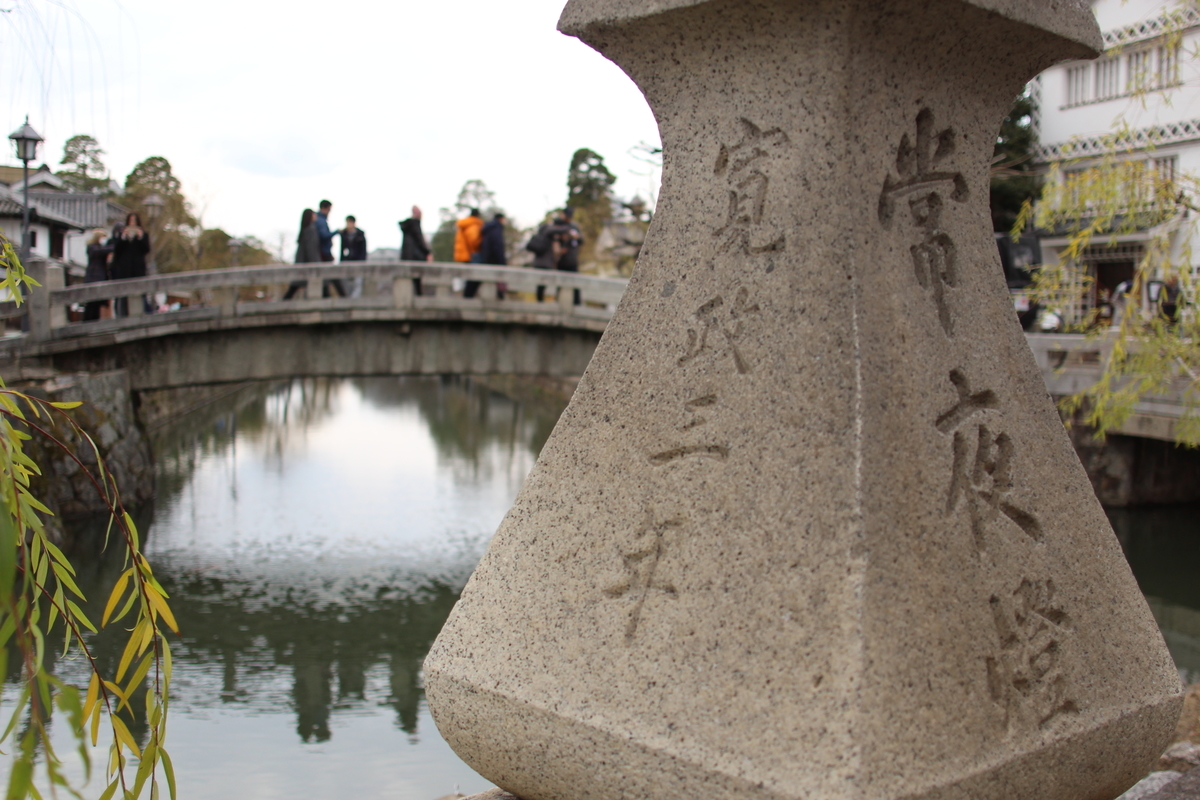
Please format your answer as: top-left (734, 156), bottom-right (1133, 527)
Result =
top-left (9, 368), bottom-right (154, 541)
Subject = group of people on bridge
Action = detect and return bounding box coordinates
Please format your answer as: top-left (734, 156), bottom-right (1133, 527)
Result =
top-left (289, 199), bottom-right (586, 305)
top-left (286, 199), bottom-right (367, 299)
top-left (83, 211), bottom-right (152, 319)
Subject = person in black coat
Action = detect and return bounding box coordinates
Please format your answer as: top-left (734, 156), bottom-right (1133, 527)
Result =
top-left (111, 212), bottom-right (150, 316)
top-left (83, 229), bottom-right (113, 321)
top-left (399, 206), bottom-right (431, 296)
top-left (479, 214), bottom-right (507, 266)
top-left (340, 216), bottom-right (367, 261)
top-left (465, 213), bottom-right (509, 300)
top-left (284, 208), bottom-right (320, 300)
top-left (336, 215), bottom-right (366, 297)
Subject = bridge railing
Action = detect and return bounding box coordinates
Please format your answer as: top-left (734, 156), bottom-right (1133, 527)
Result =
top-left (21, 259), bottom-right (629, 342)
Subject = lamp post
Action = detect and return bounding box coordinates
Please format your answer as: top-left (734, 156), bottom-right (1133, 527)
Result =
top-left (142, 193), bottom-right (164, 274)
top-left (228, 238), bottom-right (244, 268)
top-left (8, 117), bottom-right (44, 260)
top-left (143, 193), bottom-right (164, 221)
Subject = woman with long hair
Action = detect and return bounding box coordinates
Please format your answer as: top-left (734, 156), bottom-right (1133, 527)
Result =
top-left (111, 211), bottom-right (150, 316)
top-left (284, 208), bottom-right (320, 299)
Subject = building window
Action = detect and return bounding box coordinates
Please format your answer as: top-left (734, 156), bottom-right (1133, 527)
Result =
top-left (1127, 48), bottom-right (1153, 92)
top-left (49, 230), bottom-right (64, 259)
top-left (28, 230), bottom-right (37, 250)
top-left (1156, 43), bottom-right (1180, 88)
top-left (1066, 64), bottom-right (1091, 106)
top-left (1095, 56), bottom-right (1122, 100)
top-left (1154, 155), bottom-right (1178, 199)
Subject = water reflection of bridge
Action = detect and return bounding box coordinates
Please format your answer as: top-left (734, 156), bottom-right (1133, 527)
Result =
top-left (35, 376), bottom-right (568, 749)
top-left (3, 260), bottom-right (627, 389)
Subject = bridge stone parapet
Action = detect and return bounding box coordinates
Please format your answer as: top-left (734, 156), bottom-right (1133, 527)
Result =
top-left (2, 261), bottom-right (626, 390)
top-left (1025, 332), bottom-right (1192, 443)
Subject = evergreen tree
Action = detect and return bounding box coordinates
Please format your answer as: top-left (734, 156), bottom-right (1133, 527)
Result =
top-left (122, 157), bottom-right (199, 273)
top-left (990, 95), bottom-right (1040, 233)
top-left (57, 134), bottom-right (110, 194)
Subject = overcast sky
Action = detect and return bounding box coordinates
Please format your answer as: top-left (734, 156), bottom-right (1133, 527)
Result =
top-left (1, 0), bottom-right (663, 256)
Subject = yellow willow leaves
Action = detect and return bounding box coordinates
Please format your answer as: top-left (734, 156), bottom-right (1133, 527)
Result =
top-left (0, 231), bottom-right (178, 800)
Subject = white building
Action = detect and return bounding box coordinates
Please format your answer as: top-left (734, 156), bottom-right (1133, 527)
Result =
top-left (1034, 0), bottom-right (1200, 324)
top-left (0, 185), bottom-right (87, 266)
top-left (0, 164), bottom-right (126, 272)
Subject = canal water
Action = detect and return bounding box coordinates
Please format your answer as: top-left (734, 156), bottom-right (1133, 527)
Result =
top-left (16, 375), bottom-right (1200, 799)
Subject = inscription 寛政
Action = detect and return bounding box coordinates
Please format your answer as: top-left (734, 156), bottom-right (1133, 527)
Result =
top-left (679, 286), bottom-right (762, 374)
top-left (714, 118), bottom-right (790, 255)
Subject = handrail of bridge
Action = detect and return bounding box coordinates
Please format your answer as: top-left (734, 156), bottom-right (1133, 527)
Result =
top-left (15, 259), bottom-right (629, 347)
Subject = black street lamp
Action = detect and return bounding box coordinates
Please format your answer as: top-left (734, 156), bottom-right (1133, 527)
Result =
top-left (143, 193), bottom-right (165, 221)
top-left (142, 193), bottom-right (165, 274)
top-left (8, 117), bottom-right (44, 259)
top-left (228, 238), bottom-right (244, 268)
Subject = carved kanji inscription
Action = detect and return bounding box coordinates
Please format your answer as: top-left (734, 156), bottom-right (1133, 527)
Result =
top-left (678, 286), bottom-right (761, 373)
top-left (714, 118), bottom-right (790, 255)
top-left (936, 369), bottom-right (1042, 552)
top-left (987, 578), bottom-right (1078, 731)
top-left (880, 109), bottom-right (970, 336)
top-left (604, 513), bottom-right (683, 641)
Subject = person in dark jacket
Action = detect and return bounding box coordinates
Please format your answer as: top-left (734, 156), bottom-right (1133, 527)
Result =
top-left (530, 215), bottom-right (557, 302)
top-left (480, 214), bottom-right (507, 265)
top-left (111, 212), bottom-right (150, 316)
top-left (284, 208), bottom-right (320, 300)
top-left (550, 207), bottom-right (583, 305)
top-left (465, 213), bottom-right (508, 299)
top-left (338, 215), bottom-right (366, 297)
top-left (340, 216), bottom-right (367, 261)
top-left (83, 229), bottom-right (113, 321)
top-left (399, 206), bottom-right (431, 297)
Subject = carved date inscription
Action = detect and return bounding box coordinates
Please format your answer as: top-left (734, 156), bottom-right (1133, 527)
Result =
top-left (606, 286), bottom-right (765, 641)
top-left (714, 118), bottom-right (789, 255)
top-left (987, 579), bottom-right (1078, 730)
top-left (880, 109), bottom-right (970, 336)
top-left (605, 514), bottom-right (683, 641)
top-left (678, 286), bottom-right (761, 373)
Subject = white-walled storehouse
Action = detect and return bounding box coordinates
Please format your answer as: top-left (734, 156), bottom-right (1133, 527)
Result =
top-left (1034, 0), bottom-right (1200, 324)
top-left (0, 186), bottom-right (86, 264)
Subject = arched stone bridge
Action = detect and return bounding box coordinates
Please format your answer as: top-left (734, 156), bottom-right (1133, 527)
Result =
top-left (0, 261), bottom-right (627, 391)
top-left (0, 261), bottom-right (1191, 447)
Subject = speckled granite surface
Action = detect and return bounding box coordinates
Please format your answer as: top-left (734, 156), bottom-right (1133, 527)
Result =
top-left (426, 2), bottom-right (1181, 799)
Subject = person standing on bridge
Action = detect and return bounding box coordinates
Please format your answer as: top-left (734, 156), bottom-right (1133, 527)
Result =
top-left (551, 206), bottom-right (583, 306)
top-left (400, 206), bottom-right (432, 297)
top-left (400, 207), bottom-right (431, 262)
top-left (315, 200), bottom-right (339, 262)
top-left (339, 215), bottom-right (367, 297)
top-left (314, 200), bottom-right (346, 297)
top-left (111, 212), bottom-right (150, 316)
top-left (479, 213), bottom-right (508, 299)
top-left (455, 208), bottom-right (484, 298)
top-left (83, 228), bottom-right (114, 321)
top-left (283, 208), bottom-right (321, 300)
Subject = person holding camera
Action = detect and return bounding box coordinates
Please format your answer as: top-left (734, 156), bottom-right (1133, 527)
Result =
top-left (111, 212), bottom-right (150, 316)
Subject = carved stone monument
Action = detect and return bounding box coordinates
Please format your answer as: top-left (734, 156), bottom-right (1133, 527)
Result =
top-left (425, 2), bottom-right (1184, 799)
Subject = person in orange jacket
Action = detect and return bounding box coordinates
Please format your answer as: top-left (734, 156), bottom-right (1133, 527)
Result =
top-left (455, 208), bottom-right (485, 297)
top-left (454, 209), bottom-right (484, 263)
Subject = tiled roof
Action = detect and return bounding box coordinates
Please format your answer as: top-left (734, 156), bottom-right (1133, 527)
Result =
top-left (0, 186), bottom-right (87, 229)
top-left (0, 166), bottom-right (27, 186)
top-left (28, 192), bottom-right (127, 228)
